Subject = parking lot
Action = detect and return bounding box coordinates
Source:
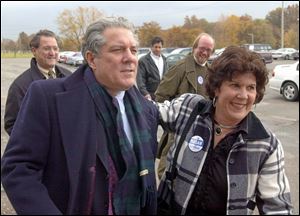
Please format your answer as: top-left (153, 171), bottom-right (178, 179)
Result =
top-left (1, 58), bottom-right (299, 214)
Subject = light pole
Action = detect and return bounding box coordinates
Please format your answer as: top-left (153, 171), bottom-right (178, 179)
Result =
top-left (281, 1), bottom-right (284, 48)
top-left (297, 17), bottom-right (299, 50)
top-left (248, 33), bottom-right (254, 44)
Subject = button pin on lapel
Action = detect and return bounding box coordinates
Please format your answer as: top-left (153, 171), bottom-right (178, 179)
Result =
top-left (139, 169), bottom-right (149, 176)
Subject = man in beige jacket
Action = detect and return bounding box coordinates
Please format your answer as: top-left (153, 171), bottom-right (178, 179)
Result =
top-left (155, 33), bottom-right (215, 179)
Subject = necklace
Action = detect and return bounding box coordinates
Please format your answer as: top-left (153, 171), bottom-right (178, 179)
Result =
top-left (214, 120), bottom-right (238, 136)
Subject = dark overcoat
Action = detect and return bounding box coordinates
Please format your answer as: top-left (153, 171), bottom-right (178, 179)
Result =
top-left (1, 64), bottom-right (158, 215)
top-left (4, 58), bottom-right (71, 135)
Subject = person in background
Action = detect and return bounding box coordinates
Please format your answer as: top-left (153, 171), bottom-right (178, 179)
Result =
top-left (4, 29), bottom-right (71, 135)
top-left (1, 17), bottom-right (158, 215)
top-left (137, 36), bottom-right (168, 100)
top-left (157, 46), bottom-right (293, 215)
top-left (155, 33), bottom-right (215, 179)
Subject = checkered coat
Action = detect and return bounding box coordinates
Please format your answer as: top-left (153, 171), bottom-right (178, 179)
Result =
top-left (157, 93), bottom-right (293, 215)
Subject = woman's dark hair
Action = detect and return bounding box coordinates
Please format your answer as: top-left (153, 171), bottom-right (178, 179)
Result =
top-left (205, 45), bottom-right (269, 103)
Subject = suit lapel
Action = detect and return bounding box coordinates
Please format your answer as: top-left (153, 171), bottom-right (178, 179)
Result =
top-left (185, 56), bottom-right (200, 92)
top-left (186, 70), bottom-right (197, 92)
top-left (56, 70), bottom-right (110, 203)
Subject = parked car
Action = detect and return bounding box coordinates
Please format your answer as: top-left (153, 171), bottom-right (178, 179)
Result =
top-left (137, 47), bottom-right (150, 59)
top-left (166, 53), bottom-right (186, 68)
top-left (272, 48), bottom-right (298, 60)
top-left (58, 51), bottom-right (76, 63)
top-left (291, 50), bottom-right (299, 60)
top-left (208, 47), bottom-right (225, 63)
top-left (269, 61), bottom-right (299, 101)
top-left (169, 47), bottom-right (192, 56)
top-left (161, 47), bottom-right (177, 57)
top-left (66, 52), bottom-right (84, 66)
top-left (241, 44), bottom-right (273, 64)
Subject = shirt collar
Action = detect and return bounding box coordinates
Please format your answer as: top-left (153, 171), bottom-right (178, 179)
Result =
top-left (150, 51), bottom-right (161, 58)
top-left (37, 63), bottom-right (56, 78)
top-left (115, 91), bottom-right (125, 102)
top-left (193, 55), bottom-right (207, 66)
top-left (240, 112), bottom-right (270, 140)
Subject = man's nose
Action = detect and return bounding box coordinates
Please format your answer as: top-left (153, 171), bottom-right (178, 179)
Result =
top-left (123, 49), bottom-right (137, 62)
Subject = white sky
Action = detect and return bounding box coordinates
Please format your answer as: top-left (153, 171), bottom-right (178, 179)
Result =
top-left (1, 1), bottom-right (299, 40)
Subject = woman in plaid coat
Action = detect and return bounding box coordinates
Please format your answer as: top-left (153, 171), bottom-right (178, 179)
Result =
top-left (157, 46), bottom-right (293, 215)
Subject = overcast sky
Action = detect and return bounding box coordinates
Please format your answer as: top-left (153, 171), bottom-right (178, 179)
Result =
top-left (1, 1), bottom-right (298, 40)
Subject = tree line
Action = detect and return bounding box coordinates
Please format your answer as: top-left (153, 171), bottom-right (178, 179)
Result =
top-left (1, 4), bottom-right (299, 54)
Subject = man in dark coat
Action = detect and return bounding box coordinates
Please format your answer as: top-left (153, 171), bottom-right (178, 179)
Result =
top-left (137, 36), bottom-right (168, 100)
top-left (4, 29), bottom-right (71, 135)
top-left (1, 17), bottom-right (158, 215)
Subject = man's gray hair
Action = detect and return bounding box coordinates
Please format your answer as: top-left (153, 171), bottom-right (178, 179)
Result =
top-left (81, 17), bottom-right (138, 61)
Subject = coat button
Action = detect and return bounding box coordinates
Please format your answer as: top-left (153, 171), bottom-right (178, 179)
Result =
top-left (230, 182), bottom-right (237, 188)
top-left (229, 158), bottom-right (235, 164)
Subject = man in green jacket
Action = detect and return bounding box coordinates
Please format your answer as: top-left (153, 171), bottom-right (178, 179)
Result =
top-left (155, 33), bottom-right (215, 179)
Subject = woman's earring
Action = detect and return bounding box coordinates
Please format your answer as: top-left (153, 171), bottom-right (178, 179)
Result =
top-left (212, 97), bottom-right (217, 107)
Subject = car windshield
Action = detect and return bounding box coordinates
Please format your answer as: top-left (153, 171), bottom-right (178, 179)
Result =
top-left (138, 48), bottom-right (149, 55)
top-left (253, 45), bottom-right (269, 51)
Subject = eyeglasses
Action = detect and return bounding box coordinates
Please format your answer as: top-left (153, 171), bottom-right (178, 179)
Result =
top-left (41, 46), bottom-right (59, 52)
top-left (198, 46), bottom-right (213, 54)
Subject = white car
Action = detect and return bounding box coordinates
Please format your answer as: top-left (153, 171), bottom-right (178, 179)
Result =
top-left (269, 61), bottom-right (299, 101)
top-left (169, 47), bottom-right (192, 56)
top-left (272, 48), bottom-right (297, 60)
top-left (58, 51), bottom-right (76, 63)
top-left (137, 47), bottom-right (150, 59)
top-left (208, 47), bottom-right (225, 63)
top-left (66, 52), bottom-right (84, 66)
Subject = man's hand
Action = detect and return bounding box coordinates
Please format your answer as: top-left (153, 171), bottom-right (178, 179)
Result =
top-left (145, 94), bottom-right (152, 100)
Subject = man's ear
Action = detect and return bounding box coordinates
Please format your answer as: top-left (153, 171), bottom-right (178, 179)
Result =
top-left (31, 47), bottom-right (37, 57)
top-left (85, 51), bottom-right (97, 70)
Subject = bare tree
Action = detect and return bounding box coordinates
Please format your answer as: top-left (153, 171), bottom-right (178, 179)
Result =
top-left (1, 38), bottom-right (17, 54)
top-left (57, 6), bottom-right (104, 50)
top-left (137, 21), bottom-right (162, 47)
top-left (17, 32), bottom-right (30, 52)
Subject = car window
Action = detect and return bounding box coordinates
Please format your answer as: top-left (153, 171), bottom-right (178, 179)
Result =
top-left (245, 44), bottom-right (272, 51)
top-left (180, 48), bottom-right (192, 55)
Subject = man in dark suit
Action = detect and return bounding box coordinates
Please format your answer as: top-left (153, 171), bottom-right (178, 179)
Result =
top-left (4, 29), bottom-right (71, 135)
top-left (137, 36), bottom-right (168, 100)
top-left (1, 17), bottom-right (158, 215)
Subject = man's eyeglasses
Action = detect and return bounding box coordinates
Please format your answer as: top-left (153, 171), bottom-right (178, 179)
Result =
top-left (198, 47), bottom-right (213, 54)
top-left (41, 46), bottom-right (59, 52)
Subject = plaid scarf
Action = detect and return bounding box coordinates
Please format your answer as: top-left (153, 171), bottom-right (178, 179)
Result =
top-left (84, 67), bottom-right (156, 215)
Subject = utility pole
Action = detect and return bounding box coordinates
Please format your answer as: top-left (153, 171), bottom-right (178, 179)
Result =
top-left (297, 17), bottom-right (299, 50)
top-left (248, 33), bottom-right (254, 44)
top-left (281, 1), bottom-right (284, 48)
